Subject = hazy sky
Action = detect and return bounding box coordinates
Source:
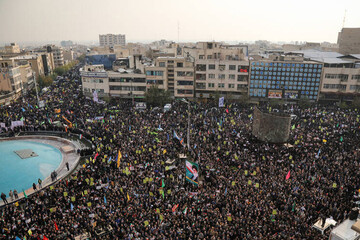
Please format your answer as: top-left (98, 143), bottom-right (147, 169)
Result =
top-left (1, 0), bottom-right (360, 45)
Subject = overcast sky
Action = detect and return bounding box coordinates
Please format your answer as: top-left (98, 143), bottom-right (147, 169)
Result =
top-left (0, 0), bottom-right (359, 45)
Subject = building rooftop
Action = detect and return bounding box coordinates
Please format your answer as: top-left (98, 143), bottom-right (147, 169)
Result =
top-left (288, 50), bottom-right (352, 64)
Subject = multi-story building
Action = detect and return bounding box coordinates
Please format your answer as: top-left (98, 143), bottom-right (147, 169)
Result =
top-left (2, 67), bottom-right (23, 96)
top-left (49, 45), bottom-right (64, 67)
top-left (99, 34), bottom-right (126, 47)
top-left (338, 28), bottom-right (360, 55)
top-left (108, 71), bottom-right (146, 99)
top-left (60, 40), bottom-right (74, 48)
top-left (195, 59), bottom-right (249, 100)
top-left (4, 43), bottom-right (20, 54)
top-left (63, 49), bottom-right (74, 64)
top-left (249, 53), bottom-right (323, 102)
top-left (290, 50), bottom-right (360, 102)
top-left (81, 65), bottom-right (109, 98)
top-left (18, 61), bottom-right (35, 93)
top-left (81, 64), bottom-right (147, 100)
top-left (145, 57), bottom-right (195, 99)
top-left (11, 55), bottom-right (45, 78)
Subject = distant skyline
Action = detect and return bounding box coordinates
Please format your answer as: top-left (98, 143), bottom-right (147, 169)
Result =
top-left (1, 0), bottom-right (360, 46)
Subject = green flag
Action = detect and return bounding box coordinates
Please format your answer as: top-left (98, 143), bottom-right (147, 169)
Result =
top-left (22, 189), bottom-right (27, 198)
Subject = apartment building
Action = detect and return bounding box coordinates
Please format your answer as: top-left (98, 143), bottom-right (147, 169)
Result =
top-left (0, 67), bottom-right (23, 96)
top-left (108, 71), bottom-right (146, 99)
top-left (81, 64), bottom-right (147, 100)
top-left (195, 60), bottom-right (249, 100)
top-left (11, 55), bottom-right (44, 78)
top-left (18, 61), bottom-right (35, 93)
top-left (63, 49), bottom-right (74, 64)
top-left (50, 46), bottom-right (64, 67)
top-left (4, 43), bottom-right (20, 54)
top-left (290, 50), bottom-right (360, 102)
top-left (99, 34), bottom-right (126, 47)
top-left (338, 28), bottom-right (360, 55)
top-left (249, 53), bottom-right (323, 101)
top-left (145, 57), bottom-right (195, 99)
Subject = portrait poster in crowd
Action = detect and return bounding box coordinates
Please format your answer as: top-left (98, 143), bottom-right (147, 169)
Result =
top-left (219, 97), bottom-right (224, 108)
top-left (186, 160), bottom-right (199, 186)
top-left (93, 90), bottom-right (98, 102)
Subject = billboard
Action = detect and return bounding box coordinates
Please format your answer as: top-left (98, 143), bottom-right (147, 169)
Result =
top-left (86, 54), bottom-right (116, 70)
top-left (284, 91), bottom-right (298, 99)
top-left (268, 91), bottom-right (282, 99)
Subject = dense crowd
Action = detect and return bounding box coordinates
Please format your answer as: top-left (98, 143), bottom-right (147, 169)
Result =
top-left (1, 64), bottom-right (360, 239)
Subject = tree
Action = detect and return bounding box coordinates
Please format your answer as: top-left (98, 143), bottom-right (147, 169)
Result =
top-left (352, 97), bottom-right (360, 109)
top-left (38, 75), bottom-right (53, 88)
top-left (54, 67), bottom-right (65, 76)
top-left (145, 85), bottom-right (171, 107)
top-left (298, 97), bottom-right (311, 109)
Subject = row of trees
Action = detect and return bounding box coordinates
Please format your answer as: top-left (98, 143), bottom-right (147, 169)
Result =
top-left (38, 61), bottom-right (78, 88)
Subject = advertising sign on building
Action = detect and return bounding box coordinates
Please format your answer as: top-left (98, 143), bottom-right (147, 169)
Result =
top-left (268, 91), bottom-right (282, 99)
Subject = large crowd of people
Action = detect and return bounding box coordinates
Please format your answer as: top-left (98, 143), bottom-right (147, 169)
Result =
top-left (1, 64), bottom-right (360, 239)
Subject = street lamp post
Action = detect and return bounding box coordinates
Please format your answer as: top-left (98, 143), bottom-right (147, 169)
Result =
top-left (181, 99), bottom-right (190, 149)
top-left (33, 74), bottom-right (40, 106)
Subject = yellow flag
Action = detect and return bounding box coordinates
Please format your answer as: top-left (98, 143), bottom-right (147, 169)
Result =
top-left (127, 192), bottom-right (130, 201)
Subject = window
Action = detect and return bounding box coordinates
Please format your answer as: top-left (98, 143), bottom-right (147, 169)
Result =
top-left (218, 74), bottom-right (225, 79)
top-left (146, 71), bottom-right (163, 76)
top-left (237, 84), bottom-right (247, 90)
top-left (207, 55), bottom-right (212, 59)
top-left (110, 86), bottom-right (146, 91)
top-left (199, 55), bottom-right (205, 59)
top-left (238, 75), bottom-right (248, 81)
top-left (218, 83), bottom-right (225, 88)
top-left (177, 89), bottom-right (193, 94)
top-left (196, 83), bottom-right (206, 89)
top-left (177, 71), bottom-right (193, 77)
top-left (196, 64), bottom-right (206, 71)
top-left (208, 64), bottom-right (215, 70)
top-left (208, 83), bottom-right (215, 88)
top-left (229, 74), bottom-right (235, 80)
top-left (238, 65), bottom-right (249, 72)
top-left (323, 84), bottom-right (347, 90)
top-left (325, 74), bottom-right (348, 81)
top-left (177, 62), bottom-right (183, 68)
top-left (208, 74), bottom-right (215, 79)
top-left (352, 75), bottom-right (360, 80)
top-left (177, 81), bottom-right (193, 86)
top-left (196, 74), bottom-right (206, 80)
top-left (146, 80), bottom-right (164, 85)
top-left (229, 65), bottom-right (236, 70)
top-left (159, 62), bottom-right (165, 67)
top-left (228, 84), bottom-right (235, 88)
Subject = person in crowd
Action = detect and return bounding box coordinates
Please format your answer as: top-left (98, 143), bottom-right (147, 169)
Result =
top-left (1, 65), bottom-right (359, 239)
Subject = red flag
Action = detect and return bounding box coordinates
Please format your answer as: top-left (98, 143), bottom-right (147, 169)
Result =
top-left (94, 153), bottom-right (99, 160)
top-left (286, 171), bottom-right (291, 180)
top-left (172, 204), bottom-right (179, 212)
top-left (43, 236), bottom-right (49, 240)
top-left (54, 221), bottom-right (59, 231)
top-left (226, 109), bottom-right (229, 113)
